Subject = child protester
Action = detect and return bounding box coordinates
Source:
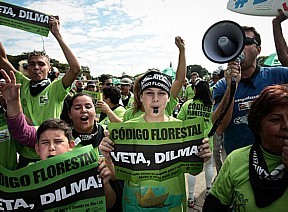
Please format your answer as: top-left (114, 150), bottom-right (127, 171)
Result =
top-left (99, 70), bottom-right (212, 211)
top-left (0, 69), bottom-right (116, 209)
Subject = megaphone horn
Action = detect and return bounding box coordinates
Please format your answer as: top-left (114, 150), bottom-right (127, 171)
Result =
top-left (202, 20), bottom-right (245, 64)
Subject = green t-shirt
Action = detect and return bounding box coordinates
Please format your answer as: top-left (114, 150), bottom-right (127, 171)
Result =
top-left (122, 115), bottom-right (186, 211)
top-left (177, 99), bottom-right (213, 149)
top-left (0, 109), bottom-right (17, 170)
top-left (16, 72), bottom-right (70, 126)
top-left (122, 95), bottom-right (178, 122)
top-left (211, 145), bottom-right (288, 211)
top-left (184, 85), bottom-right (195, 100)
top-left (100, 106), bottom-right (126, 129)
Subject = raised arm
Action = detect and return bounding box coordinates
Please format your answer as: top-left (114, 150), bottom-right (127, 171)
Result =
top-left (0, 42), bottom-right (17, 73)
top-left (0, 69), bottom-right (21, 117)
top-left (49, 16), bottom-right (81, 88)
top-left (170, 36), bottom-right (186, 99)
top-left (273, 9), bottom-right (288, 66)
top-left (0, 69), bottom-right (37, 148)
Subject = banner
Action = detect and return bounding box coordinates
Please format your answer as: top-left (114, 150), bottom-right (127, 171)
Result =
top-left (0, 1), bottom-right (51, 36)
top-left (108, 118), bottom-right (205, 182)
top-left (82, 90), bottom-right (103, 101)
top-left (0, 145), bottom-right (106, 211)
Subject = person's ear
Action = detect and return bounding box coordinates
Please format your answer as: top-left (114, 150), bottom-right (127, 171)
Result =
top-left (167, 96), bottom-right (170, 103)
top-left (69, 140), bottom-right (75, 150)
top-left (256, 45), bottom-right (261, 55)
top-left (140, 94), bottom-right (143, 102)
top-left (35, 143), bottom-right (40, 156)
top-left (48, 65), bottom-right (52, 73)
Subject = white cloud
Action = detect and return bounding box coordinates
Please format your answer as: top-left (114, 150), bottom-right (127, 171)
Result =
top-left (1, 0), bottom-right (288, 77)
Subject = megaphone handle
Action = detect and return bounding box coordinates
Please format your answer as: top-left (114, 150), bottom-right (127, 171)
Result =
top-left (208, 81), bottom-right (237, 138)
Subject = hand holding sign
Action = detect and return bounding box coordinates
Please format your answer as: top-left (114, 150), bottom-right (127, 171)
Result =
top-left (197, 138), bottom-right (212, 162)
top-left (273, 9), bottom-right (288, 24)
top-left (227, 0), bottom-right (288, 16)
top-left (49, 16), bottom-right (60, 36)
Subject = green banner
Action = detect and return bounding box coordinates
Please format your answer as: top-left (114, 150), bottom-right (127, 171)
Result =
top-left (82, 90), bottom-right (103, 101)
top-left (108, 118), bottom-right (205, 182)
top-left (0, 145), bottom-right (106, 211)
top-left (0, 1), bottom-right (50, 36)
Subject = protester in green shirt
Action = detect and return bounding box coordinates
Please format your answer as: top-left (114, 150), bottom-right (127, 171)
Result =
top-left (97, 86), bottom-right (126, 129)
top-left (177, 79), bottom-right (214, 208)
top-left (99, 70), bottom-right (212, 211)
top-left (0, 69), bottom-right (117, 210)
top-left (203, 84), bottom-right (288, 211)
top-left (123, 36), bottom-right (186, 121)
top-left (0, 16), bottom-right (81, 126)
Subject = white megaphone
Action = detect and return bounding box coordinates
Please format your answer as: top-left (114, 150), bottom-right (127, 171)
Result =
top-left (202, 20), bottom-right (245, 64)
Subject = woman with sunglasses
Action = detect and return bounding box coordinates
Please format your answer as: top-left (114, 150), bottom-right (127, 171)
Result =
top-left (212, 25), bottom-right (288, 157)
top-left (177, 79), bottom-right (214, 208)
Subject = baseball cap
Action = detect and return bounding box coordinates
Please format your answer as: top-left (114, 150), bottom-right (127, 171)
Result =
top-left (212, 69), bottom-right (224, 78)
top-left (87, 81), bottom-right (96, 87)
top-left (120, 78), bottom-right (132, 85)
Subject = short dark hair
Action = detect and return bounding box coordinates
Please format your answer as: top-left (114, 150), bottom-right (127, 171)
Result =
top-left (37, 118), bottom-right (72, 143)
top-left (248, 84), bottom-right (288, 143)
top-left (102, 86), bottom-right (121, 105)
top-left (242, 26), bottom-right (261, 46)
top-left (99, 74), bottom-right (113, 84)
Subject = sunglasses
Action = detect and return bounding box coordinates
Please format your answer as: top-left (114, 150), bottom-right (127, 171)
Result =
top-left (245, 37), bottom-right (259, 46)
top-left (104, 83), bottom-right (113, 86)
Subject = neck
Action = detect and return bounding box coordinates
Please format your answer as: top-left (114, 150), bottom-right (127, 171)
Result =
top-left (143, 113), bottom-right (168, 122)
top-left (74, 125), bottom-right (94, 134)
top-left (241, 62), bottom-right (257, 79)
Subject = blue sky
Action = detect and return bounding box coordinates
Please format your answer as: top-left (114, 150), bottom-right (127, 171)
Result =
top-left (1, 0), bottom-right (287, 77)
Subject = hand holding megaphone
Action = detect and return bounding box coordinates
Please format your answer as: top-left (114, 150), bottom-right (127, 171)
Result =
top-left (225, 60), bottom-right (242, 85)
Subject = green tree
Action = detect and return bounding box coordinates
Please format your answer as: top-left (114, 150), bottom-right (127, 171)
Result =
top-left (187, 64), bottom-right (209, 79)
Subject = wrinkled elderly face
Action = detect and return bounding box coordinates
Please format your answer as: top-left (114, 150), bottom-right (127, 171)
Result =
top-left (259, 105), bottom-right (288, 155)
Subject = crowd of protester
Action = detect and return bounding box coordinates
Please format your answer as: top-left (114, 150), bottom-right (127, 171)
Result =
top-left (1, 9), bottom-right (288, 212)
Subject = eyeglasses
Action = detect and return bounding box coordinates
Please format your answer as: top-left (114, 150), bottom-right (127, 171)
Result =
top-left (245, 37), bottom-right (259, 46)
top-left (104, 83), bottom-right (113, 86)
top-left (121, 84), bottom-right (130, 87)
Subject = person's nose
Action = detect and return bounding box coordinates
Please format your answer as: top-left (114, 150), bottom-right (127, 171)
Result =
top-left (80, 106), bottom-right (87, 113)
top-left (152, 93), bottom-right (159, 102)
top-left (49, 143), bottom-right (56, 151)
top-left (34, 63), bottom-right (40, 69)
top-left (282, 116), bottom-right (288, 130)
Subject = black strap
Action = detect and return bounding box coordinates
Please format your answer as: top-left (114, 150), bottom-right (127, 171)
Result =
top-left (208, 80), bottom-right (236, 137)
